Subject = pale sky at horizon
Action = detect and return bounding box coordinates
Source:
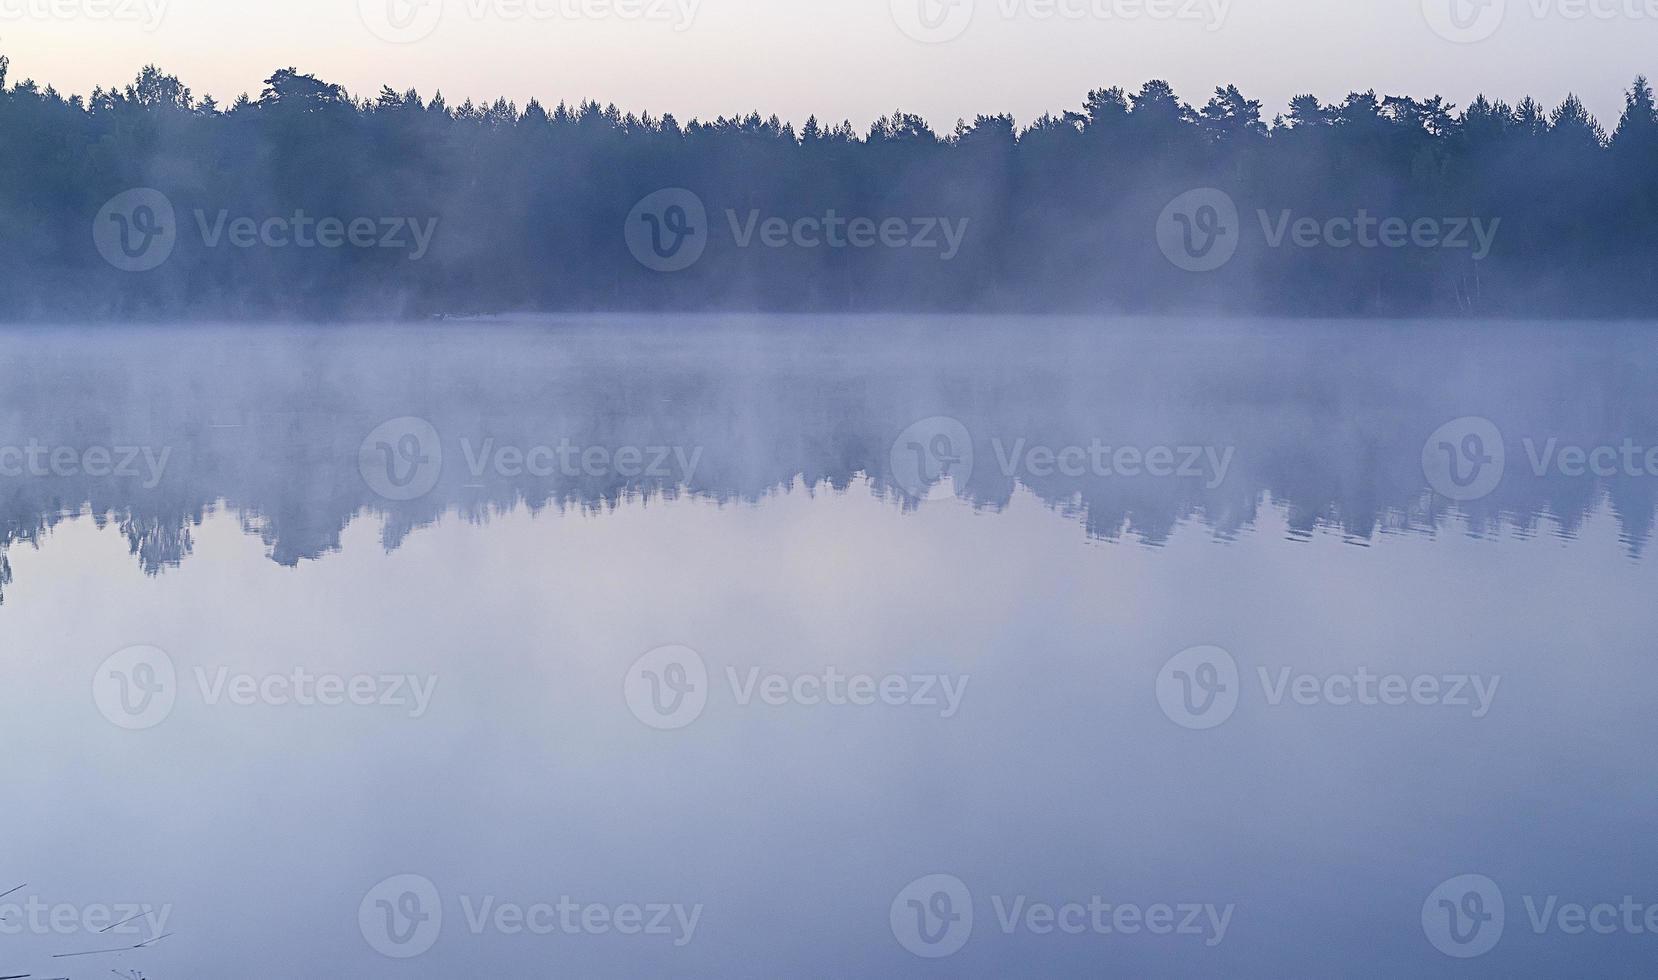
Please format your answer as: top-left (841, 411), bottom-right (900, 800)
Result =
top-left (1, 0), bottom-right (1651, 128)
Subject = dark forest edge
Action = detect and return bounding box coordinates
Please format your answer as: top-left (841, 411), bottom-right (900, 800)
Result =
top-left (2, 56), bottom-right (1657, 319)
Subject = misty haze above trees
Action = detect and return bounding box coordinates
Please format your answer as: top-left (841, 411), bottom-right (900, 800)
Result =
top-left (1, 56), bottom-right (1656, 318)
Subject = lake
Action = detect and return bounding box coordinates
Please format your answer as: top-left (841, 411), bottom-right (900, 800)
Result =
top-left (2, 315), bottom-right (1656, 978)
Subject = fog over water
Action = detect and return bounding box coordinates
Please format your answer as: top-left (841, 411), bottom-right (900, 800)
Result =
top-left (2, 316), bottom-right (1657, 978)
top-left (1, 315), bottom-right (1656, 597)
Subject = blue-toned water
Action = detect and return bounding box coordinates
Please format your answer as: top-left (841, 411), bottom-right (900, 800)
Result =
top-left (2, 316), bottom-right (1655, 978)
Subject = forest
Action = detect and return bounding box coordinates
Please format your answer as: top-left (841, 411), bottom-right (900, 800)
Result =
top-left (1, 55), bottom-right (1655, 318)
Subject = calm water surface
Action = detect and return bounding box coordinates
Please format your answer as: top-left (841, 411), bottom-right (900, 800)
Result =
top-left (2, 316), bottom-right (1656, 978)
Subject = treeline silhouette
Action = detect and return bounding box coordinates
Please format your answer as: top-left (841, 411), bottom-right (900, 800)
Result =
top-left (2, 56), bottom-right (1657, 318)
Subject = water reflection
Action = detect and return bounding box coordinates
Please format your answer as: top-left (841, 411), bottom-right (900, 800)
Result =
top-left (2, 316), bottom-right (1654, 605)
top-left (6, 317), bottom-right (1658, 978)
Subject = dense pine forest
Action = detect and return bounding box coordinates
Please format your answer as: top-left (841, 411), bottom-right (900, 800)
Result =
top-left (2, 55), bottom-right (1656, 319)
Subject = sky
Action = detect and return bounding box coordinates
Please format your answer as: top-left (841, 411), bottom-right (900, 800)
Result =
top-left (0, 0), bottom-right (1651, 130)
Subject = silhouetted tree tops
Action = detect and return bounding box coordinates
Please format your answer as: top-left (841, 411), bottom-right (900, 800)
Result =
top-left (2, 60), bottom-right (1657, 318)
